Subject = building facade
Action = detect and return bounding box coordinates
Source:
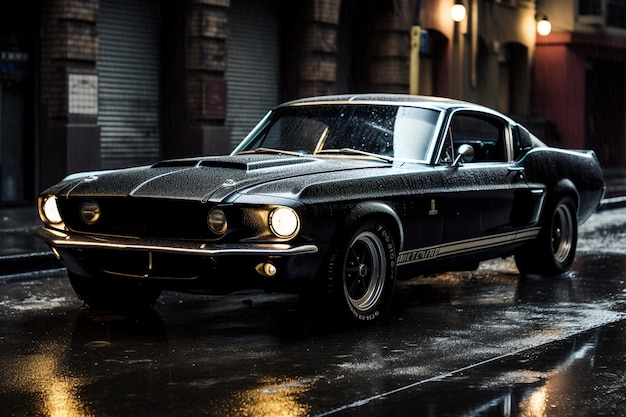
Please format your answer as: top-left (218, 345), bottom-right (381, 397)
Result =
top-left (0, 0), bottom-right (622, 206)
top-left (534, 0), bottom-right (626, 167)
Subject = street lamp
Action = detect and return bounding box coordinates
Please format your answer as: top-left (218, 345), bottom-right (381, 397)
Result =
top-left (450, 0), bottom-right (467, 23)
top-left (537, 14), bottom-right (551, 36)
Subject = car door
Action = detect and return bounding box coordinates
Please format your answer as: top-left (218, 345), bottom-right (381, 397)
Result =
top-left (437, 111), bottom-right (532, 260)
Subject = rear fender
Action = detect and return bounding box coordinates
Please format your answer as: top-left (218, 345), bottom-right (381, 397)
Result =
top-left (551, 179), bottom-right (580, 215)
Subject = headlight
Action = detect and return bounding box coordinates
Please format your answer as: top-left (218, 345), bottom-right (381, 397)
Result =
top-left (79, 199), bottom-right (101, 225)
top-left (269, 207), bottom-right (300, 239)
top-left (208, 208), bottom-right (228, 235)
top-left (41, 196), bottom-right (63, 225)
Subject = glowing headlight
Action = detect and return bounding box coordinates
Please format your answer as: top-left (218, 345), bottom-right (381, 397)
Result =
top-left (79, 199), bottom-right (101, 225)
top-left (208, 208), bottom-right (228, 235)
top-left (41, 196), bottom-right (63, 225)
top-left (269, 207), bottom-right (300, 239)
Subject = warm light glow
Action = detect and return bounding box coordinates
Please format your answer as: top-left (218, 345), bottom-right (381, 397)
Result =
top-left (233, 377), bottom-right (312, 417)
top-left (7, 347), bottom-right (91, 417)
top-left (450, 3), bottom-right (467, 22)
top-left (520, 385), bottom-right (548, 415)
top-left (42, 196), bottom-right (63, 225)
top-left (537, 18), bottom-right (552, 36)
top-left (269, 207), bottom-right (300, 238)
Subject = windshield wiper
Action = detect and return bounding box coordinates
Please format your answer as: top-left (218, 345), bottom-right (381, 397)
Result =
top-left (236, 147), bottom-right (306, 157)
top-left (315, 148), bottom-right (394, 163)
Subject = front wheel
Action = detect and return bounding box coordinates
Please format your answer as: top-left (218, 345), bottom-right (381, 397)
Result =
top-left (322, 221), bottom-right (397, 322)
top-left (515, 195), bottom-right (578, 276)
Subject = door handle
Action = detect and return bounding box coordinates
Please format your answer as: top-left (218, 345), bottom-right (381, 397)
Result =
top-left (508, 165), bottom-right (525, 180)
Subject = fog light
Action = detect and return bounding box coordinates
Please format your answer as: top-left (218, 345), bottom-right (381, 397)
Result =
top-left (256, 262), bottom-right (277, 277)
top-left (208, 208), bottom-right (227, 235)
top-left (79, 199), bottom-right (101, 225)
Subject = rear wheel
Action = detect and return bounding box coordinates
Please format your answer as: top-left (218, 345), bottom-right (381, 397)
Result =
top-left (515, 195), bottom-right (578, 276)
top-left (68, 272), bottom-right (162, 310)
top-left (321, 221), bottom-right (397, 322)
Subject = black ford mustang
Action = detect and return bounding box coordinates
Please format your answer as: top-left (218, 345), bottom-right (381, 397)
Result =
top-left (36, 94), bottom-right (605, 322)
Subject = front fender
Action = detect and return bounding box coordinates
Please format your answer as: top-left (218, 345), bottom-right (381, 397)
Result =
top-left (340, 201), bottom-right (405, 251)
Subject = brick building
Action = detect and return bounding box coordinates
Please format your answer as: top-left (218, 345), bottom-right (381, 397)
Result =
top-left (0, 0), bottom-right (622, 205)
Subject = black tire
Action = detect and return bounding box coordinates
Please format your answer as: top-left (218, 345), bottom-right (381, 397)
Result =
top-left (515, 195), bottom-right (578, 276)
top-left (322, 221), bottom-right (397, 322)
top-left (68, 272), bottom-right (162, 309)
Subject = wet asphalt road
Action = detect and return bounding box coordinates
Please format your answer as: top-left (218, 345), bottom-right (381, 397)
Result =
top-left (1, 208), bottom-right (626, 417)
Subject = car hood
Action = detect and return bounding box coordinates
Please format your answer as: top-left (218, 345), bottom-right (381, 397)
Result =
top-left (55, 154), bottom-right (394, 203)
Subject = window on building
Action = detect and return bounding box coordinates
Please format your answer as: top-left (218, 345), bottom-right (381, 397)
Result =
top-left (496, 0), bottom-right (517, 6)
top-left (607, 0), bottom-right (626, 29)
top-left (579, 0), bottom-right (603, 15)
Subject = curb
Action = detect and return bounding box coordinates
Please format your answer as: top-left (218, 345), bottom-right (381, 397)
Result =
top-left (598, 196), bottom-right (626, 212)
top-left (0, 252), bottom-right (63, 280)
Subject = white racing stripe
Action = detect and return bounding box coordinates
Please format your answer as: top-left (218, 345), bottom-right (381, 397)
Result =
top-left (397, 227), bottom-right (541, 266)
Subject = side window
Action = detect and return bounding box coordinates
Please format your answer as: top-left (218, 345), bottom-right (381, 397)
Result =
top-left (438, 128), bottom-right (454, 164)
top-left (448, 113), bottom-right (508, 162)
top-left (392, 106), bottom-right (439, 161)
top-left (513, 124), bottom-right (533, 160)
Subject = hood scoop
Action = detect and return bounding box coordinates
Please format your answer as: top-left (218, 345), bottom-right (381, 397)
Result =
top-left (151, 160), bottom-right (199, 168)
top-left (152, 155), bottom-right (319, 172)
top-left (198, 156), bottom-right (319, 171)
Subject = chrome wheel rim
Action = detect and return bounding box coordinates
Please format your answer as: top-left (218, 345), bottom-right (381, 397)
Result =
top-left (552, 204), bottom-right (574, 264)
top-left (343, 231), bottom-right (386, 312)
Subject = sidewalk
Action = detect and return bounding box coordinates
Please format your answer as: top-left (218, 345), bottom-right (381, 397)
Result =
top-left (601, 167), bottom-right (626, 209)
top-left (0, 206), bottom-right (62, 277)
top-left (605, 174), bottom-right (626, 198)
top-left (1, 169), bottom-right (625, 278)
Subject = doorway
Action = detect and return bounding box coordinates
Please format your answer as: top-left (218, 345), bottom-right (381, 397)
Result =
top-left (585, 59), bottom-right (625, 167)
top-left (0, 3), bottom-right (36, 204)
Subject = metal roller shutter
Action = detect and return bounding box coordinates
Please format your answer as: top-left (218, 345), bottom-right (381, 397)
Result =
top-left (226, 0), bottom-right (280, 149)
top-left (97, 0), bottom-right (160, 169)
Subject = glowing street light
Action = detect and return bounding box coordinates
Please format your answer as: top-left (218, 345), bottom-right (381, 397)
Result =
top-left (450, 1), bottom-right (467, 23)
top-left (537, 15), bottom-right (552, 36)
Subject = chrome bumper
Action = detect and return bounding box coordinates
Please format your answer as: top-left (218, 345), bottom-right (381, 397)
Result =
top-left (35, 227), bottom-right (319, 257)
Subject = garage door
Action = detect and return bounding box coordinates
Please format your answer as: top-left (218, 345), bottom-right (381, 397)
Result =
top-left (97, 0), bottom-right (160, 169)
top-left (225, 0), bottom-right (280, 149)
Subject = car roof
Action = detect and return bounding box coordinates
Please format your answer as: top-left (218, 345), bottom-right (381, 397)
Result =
top-left (279, 93), bottom-right (514, 121)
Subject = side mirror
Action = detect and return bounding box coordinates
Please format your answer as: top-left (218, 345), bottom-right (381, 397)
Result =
top-left (453, 144), bottom-right (475, 166)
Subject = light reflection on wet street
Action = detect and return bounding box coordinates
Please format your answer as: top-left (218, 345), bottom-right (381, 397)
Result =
top-left (1, 208), bottom-right (625, 416)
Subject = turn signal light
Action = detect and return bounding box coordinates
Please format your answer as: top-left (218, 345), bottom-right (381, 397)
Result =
top-left (256, 262), bottom-right (277, 277)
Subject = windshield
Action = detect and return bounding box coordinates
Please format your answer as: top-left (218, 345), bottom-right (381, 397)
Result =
top-left (233, 104), bottom-right (441, 162)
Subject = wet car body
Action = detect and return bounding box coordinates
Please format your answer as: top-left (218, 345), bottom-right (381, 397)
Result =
top-left (36, 94), bottom-right (605, 321)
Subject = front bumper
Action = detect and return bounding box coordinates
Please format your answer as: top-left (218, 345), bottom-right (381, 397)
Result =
top-left (35, 227), bottom-right (321, 290)
top-left (35, 227), bottom-right (318, 257)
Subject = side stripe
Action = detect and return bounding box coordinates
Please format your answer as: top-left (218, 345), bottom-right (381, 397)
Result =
top-left (397, 227), bottom-right (541, 266)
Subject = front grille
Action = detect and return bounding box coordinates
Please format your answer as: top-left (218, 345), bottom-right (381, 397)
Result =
top-left (80, 249), bottom-right (207, 280)
top-left (59, 197), bottom-right (214, 239)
